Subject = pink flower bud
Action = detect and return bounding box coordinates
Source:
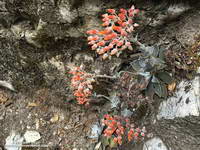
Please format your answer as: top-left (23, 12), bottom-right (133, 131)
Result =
top-left (108, 15), bottom-right (116, 20)
top-left (87, 36), bottom-right (93, 41)
top-left (102, 13), bottom-right (108, 18)
top-left (111, 48), bottom-right (118, 55)
top-left (91, 44), bottom-right (98, 50)
top-left (102, 21), bottom-right (109, 26)
top-left (121, 22), bottom-right (127, 27)
top-left (103, 46), bottom-right (110, 52)
top-left (97, 41), bottom-right (106, 46)
top-left (128, 19), bottom-right (133, 24)
top-left (133, 9), bottom-right (139, 14)
top-left (125, 42), bottom-right (131, 46)
top-left (141, 132), bottom-right (145, 137)
top-left (86, 29), bottom-right (99, 34)
top-left (88, 41), bottom-right (96, 45)
top-left (116, 129), bottom-right (121, 135)
top-left (120, 45), bottom-right (127, 50)
top-left (113, 137), bottom-right (118, 143)
top-left (136, 128), bottom-right (141, 132)
top-left (102, 18), bottom-right (109, 22)
top-left (120, 8), bottom-right (127, 14)
top-left (121, 30), bottom-right (128, 36)
top-left (108, 43), bottom-right (114, 49)
top-left (118, 13), bottom-right (126, 21)
top-left (134, 132), bottom-right (139, 137)
top-left (117, 41), bottom-right (124, 47)
top-left (107, 9), bottom-right (115, 14)
top-left (112, 39), bottom-right (119, 44)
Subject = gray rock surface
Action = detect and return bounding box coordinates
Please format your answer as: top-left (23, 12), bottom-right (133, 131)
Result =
top-left (157, 70), bottom-right (200, 119)
top-left (143, 137), bottom-right (169, 150)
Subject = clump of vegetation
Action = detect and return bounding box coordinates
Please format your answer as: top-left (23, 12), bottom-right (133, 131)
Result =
top-left (67, 4), bottom-right (184, 147)
top-left (86, 5), bottom-right (139, 59)
top-left (165, 39), bottom-right (200, 79)
top-left (69, 65), bottom-right (95, 105)
top-left (101, 114), bottom-right (146, 146)
top-left (130, 42), bottom-right (174, 99)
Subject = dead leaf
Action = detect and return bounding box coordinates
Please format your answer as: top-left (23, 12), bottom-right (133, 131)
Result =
top-left (168, 82), bottom-right (176, 91)
top-left (28, 102), bottom-right (38, 107)
top-left (50, 114), bottom-right (59, 123)
top-left (0, 92), bottom-right (8, 103)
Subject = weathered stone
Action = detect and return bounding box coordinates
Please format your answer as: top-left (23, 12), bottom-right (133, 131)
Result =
top-left (143, 137), bottom-right (168, 150)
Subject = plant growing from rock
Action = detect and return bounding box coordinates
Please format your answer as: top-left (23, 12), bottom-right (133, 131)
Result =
top-left (68, 4), bottom-right (176, 148)
top-left (86, 5), bottom-right (139, 59)
top-left (69, 66), bottom-right (95, 105)
top-left (102, 114), bottom-right (146, 145)
top-left (130, 41), bottom-right (174, 99)
top-left (69, 65), bottom-right (118, 105)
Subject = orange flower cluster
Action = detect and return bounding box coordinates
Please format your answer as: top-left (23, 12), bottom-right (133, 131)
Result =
top-left (86, 5), bottom-right (139, 59)
top-left (102, 114), bottom-right (125, 145)
top-left (127, 126), bottom-right (146, 142)
top-left (102, 114), bottom-right (146, 145)
top-left (69, 66), bottom-right (95, 105)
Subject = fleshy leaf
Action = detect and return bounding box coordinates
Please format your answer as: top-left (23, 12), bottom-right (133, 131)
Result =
top-left (145, 82), bottom-right (155, 99)
top-left (158, 47), bottom-right (165, 61)
top-left (152, 81), bottom-right (168, 98)
top-left (156, 71), bottom-right (173, 84)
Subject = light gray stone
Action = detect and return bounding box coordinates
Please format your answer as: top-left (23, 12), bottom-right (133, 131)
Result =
top-left (157, 68), bottom-right (200, 120)
top-left (143, 137), bottom-right (169, 150)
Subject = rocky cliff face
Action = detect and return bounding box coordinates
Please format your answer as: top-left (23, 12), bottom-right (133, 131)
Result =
top-left (0, 0), bottom-right (200, 150)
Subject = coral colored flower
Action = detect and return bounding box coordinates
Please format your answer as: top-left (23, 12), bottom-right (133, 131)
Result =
top-left (120, 8), bottom-right (127, 14)
top-left (107, 9), bottom-right (115, 14)
top-left (118, 13), bottom-right (126, 21)
top-left (112, 25), bottom-right (122, 32)
top-left (97, 41), bottom-right (106, 46)
top-left (87, 29), bottom-right (99, 34)
top-left (117, 136), bottom-right (122, 145)
top-left (110, 49), bottom-right (118, 55)
top-left (86, 5), bottom-right (140, 59)
top-left (102, 21), bottom-right (110, 26)
top-left (113, 137), bottom-right (118, 143)
top-left (102, 114), bottom-right (146, 145)
top-left (141, 132), bottom-right (145, 137)
top-left (108, 15), bottom-right (116, 20)
top-left (69, 66), bottom-right (95, 105)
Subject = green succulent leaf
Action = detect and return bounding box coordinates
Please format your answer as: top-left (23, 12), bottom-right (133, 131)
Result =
top-left (152, 82), bottom-right (168, 98)
top-left (138, 73), bottom-right (152, 90)
top-left (151, 76), bottom-right (167, 98)
top-left (158, 47), bottom-right (165, 61)
top-left (131, 58), bottom-right (154, 73)
top-left (151, 75), bottom-right (160, 83)
top-left (156, 71), bottom-right (173, 84)
top-left (143, 46), bottom-right (159, 57)
top-left (145, 81), bottom-right (155, 99)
